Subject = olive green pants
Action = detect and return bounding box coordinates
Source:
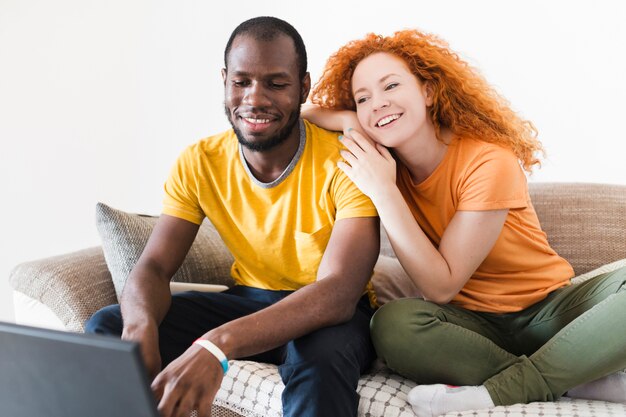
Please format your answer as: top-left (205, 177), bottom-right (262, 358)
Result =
top-left (370, 266), bottom-right (626, 405)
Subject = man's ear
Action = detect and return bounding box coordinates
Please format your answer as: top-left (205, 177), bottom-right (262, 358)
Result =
top-left (300, 72), bottom-right (311, 104)
top-left (221, 68), bottom-right (227, 85)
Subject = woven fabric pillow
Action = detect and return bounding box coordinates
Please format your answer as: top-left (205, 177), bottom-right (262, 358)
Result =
top-left (96, 202), bottom-right (235, 300)
top-left (371, 255), bottom-right (421, 305)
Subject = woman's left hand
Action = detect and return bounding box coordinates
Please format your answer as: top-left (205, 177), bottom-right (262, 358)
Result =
top-left (338, 129), bottom-right (396, 202)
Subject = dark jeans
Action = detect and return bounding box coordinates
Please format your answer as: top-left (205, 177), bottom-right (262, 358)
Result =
top-left (85, 286), bottom-right (376, 417)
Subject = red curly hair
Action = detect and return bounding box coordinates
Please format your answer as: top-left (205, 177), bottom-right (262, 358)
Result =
top-left (310, 30), bottom-right (543, 171)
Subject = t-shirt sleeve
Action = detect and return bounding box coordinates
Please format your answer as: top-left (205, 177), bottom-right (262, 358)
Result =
top-left (457, 145), bottom-right (528, 211)
top-left (331, 169), bottom-right (379, 220)
top-left (162, 147), bottom-right (205, 225)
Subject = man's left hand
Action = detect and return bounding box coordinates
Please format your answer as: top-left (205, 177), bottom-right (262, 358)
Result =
top-left (151, 344), bottom-right (224, 417)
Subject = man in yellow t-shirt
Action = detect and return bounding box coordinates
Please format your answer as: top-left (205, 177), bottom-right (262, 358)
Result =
top-left (85, 17), bottom-right (379, 417)
top-left (162, 118), bottom-right (377, 294)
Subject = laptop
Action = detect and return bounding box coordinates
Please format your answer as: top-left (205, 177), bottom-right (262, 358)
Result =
top-left (0, 321), bottom-right (159, 417)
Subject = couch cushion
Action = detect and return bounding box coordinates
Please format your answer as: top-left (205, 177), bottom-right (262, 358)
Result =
top-left (214, 360), bottom-right (417, 417)
top-left (96, 203), bottom-right (234, 300)
top-left (371, 256), bottom-right (420, 306)
top-left (213, 360), bottom-right (626, 417)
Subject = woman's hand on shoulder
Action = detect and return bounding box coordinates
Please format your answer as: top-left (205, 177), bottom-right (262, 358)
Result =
top-left (338, 129), bottom-right (396, 202)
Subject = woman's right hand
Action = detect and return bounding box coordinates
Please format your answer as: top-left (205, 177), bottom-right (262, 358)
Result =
top-left (337, 129), bottom-right (396, 202)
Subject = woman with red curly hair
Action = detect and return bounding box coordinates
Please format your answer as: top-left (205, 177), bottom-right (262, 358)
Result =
top-left (304, 30), bottom-right (626, 416)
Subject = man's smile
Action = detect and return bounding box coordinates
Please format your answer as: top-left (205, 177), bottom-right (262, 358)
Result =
top-left (237, 112), bottom-right (280, 134)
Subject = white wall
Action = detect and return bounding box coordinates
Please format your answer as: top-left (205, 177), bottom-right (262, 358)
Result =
top-left (1, 0), bottom-right (625, 322)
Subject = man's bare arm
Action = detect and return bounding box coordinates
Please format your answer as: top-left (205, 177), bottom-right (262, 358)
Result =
top-left (207, 215), bottom-right (380, 357)
top-left (120, 214), bottom-right (200, 377)
top-left (152, 216), bottom-right (380, 416)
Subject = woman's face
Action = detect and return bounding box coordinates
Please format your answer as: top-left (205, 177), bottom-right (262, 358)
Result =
top-left (351, 52), bottom-right (432, 147)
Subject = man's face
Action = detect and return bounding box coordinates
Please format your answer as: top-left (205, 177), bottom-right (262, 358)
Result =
top-left (223, 34), bottom-right (310, 152)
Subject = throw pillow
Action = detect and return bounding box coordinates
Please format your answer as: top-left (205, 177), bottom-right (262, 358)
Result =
top-left (96, 202), bottom-right (234, 300)
top-left (371, 255), bottom-right (421, 305)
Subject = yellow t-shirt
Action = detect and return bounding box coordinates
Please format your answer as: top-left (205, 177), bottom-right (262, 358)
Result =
top-left (162, 119), bottom-right (378, 291)
top-left (397, 137), bottom-right (574, 313)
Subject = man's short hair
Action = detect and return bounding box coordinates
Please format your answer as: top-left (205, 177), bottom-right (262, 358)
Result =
top-left (224, 16), bottom-right (308, 80)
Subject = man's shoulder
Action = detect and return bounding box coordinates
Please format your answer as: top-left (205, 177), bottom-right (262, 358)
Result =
top-left (303, 119), bottom-right (344, 155)
top-left (180, 129), bottom-right (237, 160)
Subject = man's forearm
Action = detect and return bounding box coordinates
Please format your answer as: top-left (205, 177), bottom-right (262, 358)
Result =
top-left (202, 216), bottom-right (380, 360)
top-left (120, 259), bottom-right (173, 332)
top-left (202, 275), bottom-right (364, 359)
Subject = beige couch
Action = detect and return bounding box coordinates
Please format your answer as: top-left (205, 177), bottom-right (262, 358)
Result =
top-left (9, 182), bottom-right (626, 417)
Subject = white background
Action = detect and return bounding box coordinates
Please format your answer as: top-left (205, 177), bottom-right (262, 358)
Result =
top-left (1, 0), bottom-right (625, 322)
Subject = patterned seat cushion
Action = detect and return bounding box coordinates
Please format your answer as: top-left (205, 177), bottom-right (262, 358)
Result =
top-left (214, 361), bottom-right (626, 417)
top-left (449, 398), bottom-right (626, 417)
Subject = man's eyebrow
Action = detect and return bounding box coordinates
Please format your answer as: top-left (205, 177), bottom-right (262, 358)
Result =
top-left (353, 73), bottom-right (400, 95)
top-left (228, 70), bottom-right (293, 79)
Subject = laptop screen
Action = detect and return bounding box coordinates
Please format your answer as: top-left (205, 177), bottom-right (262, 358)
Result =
top-left (0, 321), bottom-right (159, 417)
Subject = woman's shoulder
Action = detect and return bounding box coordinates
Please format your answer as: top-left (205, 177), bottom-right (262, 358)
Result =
top-left (453, 135), bottom-right (518, 164)
top-left (449, 135), bottom-right (525, 190)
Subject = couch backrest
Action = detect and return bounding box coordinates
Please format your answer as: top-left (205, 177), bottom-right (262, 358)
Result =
top-left (380, 182), bottom-right (626, 276)
top-left (529, 182), bottom-right (626, 275)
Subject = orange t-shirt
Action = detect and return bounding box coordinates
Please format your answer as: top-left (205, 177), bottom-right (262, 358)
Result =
top-left (397, 137), bottom-right (574, 313)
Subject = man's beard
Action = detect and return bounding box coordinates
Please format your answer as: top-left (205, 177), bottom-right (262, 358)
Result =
top-left (225, 106), bottom-right (301, 152)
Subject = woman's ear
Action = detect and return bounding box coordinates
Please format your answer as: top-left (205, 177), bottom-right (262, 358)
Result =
top-left (423, 82), bottom-right (434, 107)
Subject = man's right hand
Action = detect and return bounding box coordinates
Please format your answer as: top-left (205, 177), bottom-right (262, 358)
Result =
top-left (152, 341), bottom-right (224, 417)
top-left (122, 323), bottom-right (162, 379)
